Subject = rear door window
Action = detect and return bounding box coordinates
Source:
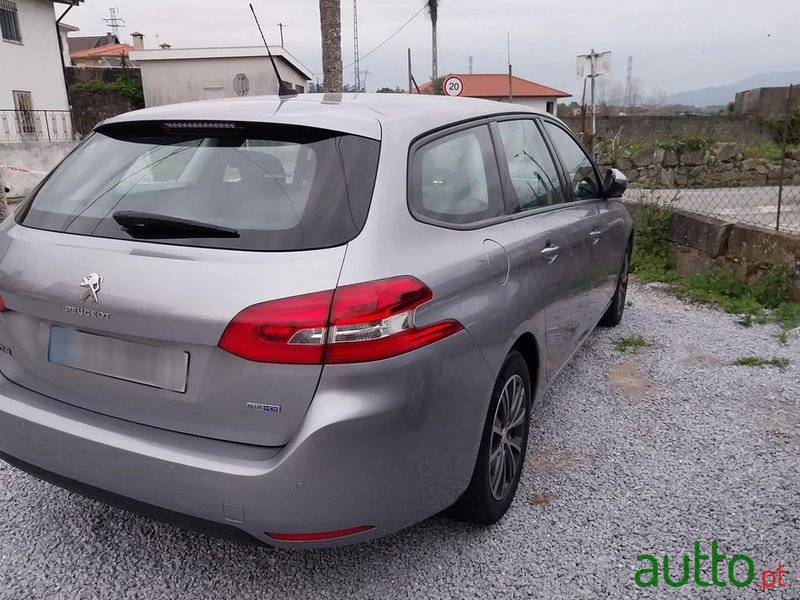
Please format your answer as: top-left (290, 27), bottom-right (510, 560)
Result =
top-left (409, 125), bottom-right (504, 226)
top-left (18, 123), bottom-right (380, 251)
top-left (495, 119), bottom-right (565, 212)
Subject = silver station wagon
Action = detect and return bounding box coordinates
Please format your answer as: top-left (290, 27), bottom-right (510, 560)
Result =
top-left (0, 94), bottom-right (632, 548)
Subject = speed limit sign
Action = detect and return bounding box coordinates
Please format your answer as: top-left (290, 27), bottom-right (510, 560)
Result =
top-left (443, 75), bottom-right (464, 97)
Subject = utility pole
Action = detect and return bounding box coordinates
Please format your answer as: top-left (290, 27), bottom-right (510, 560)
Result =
top-left (353, 0), bottom-right (361, 90)
top-left (277, 23), bottom-right (286, 47)
top-left (507, 33), bottom-right (513, 102)
top-left (469, 56), bottom-right (473, 75)
top-left (408, 48), bottom-right (413, 93)
top-left (360, 67), bottom-right (372, 91)
top-left (103, 7), bottom-right (126, 40)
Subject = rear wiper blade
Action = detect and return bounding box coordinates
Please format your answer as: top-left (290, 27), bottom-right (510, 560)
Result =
top-left (112, 211), bottom-right (240, 239)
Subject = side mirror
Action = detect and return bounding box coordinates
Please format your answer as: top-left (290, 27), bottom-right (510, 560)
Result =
top-left (603, 168), bottom-right (628, 198)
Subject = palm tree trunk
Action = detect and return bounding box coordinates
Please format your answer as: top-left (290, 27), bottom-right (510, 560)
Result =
top-left (319, 0), bottom-right (343, 92)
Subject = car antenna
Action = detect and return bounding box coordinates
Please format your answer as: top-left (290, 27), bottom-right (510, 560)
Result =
top-left (249, 3), bottom-right (298, 98)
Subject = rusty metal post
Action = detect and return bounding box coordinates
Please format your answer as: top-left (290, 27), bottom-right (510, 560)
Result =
top-left (776, 84), bottom-right (793, 232)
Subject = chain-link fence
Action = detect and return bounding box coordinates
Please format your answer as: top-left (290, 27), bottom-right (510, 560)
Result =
top-left (605, 85), bottom-right (800, 236)
top-left (625, 180), bottom-right (800, 235)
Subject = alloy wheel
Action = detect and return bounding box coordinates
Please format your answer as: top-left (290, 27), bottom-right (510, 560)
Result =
top-left (489, 374), bottom-right (527, 501)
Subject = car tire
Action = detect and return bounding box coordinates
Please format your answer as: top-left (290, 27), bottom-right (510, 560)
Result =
top-left (452, 351), bottom-right (531, 525)
top-left (599, 247), bottom-right (631, 328)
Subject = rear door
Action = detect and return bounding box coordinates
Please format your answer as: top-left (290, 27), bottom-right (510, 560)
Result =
top-left (0, 122), bottom-right (380, 446)
top-left (492, 117), bottom-right (598, 380)
top-left (405, 122), bottom-right (533, 375)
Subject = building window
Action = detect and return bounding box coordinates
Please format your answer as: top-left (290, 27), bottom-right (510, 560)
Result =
top-left (13, 90), bottom-right (36, 138)
top-left (546, 101), bottom-right (555, 114)
top-left (0, 0), bottom-right (22, 43)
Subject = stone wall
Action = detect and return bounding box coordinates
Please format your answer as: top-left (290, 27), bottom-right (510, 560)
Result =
top-left (625, 203), bottom-right (800, 300)
top-left (65, 67), bottom-right (142, 136)
top-left (599, 143), bottom-right (800, 189)
top-left (563, 115), bottom-right (769, 146)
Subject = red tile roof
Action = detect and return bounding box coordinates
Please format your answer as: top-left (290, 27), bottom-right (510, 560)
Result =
top-left (415, 74), bottom-right (571, 98)
top-left (71, 43), bottom-right (134, 59)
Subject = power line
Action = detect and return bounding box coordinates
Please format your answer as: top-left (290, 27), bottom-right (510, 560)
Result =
top-left (344, 5), bottom-right (426, 70)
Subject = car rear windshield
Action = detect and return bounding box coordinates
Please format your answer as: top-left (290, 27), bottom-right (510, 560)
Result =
top-left (17, 122), bottom-right (381, 251)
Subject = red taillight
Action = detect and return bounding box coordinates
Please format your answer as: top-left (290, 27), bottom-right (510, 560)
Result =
top-left (266, 525), bottom-right (374, 542)
top-left (0, 294), bottom-right (5, 312)
top-left (218, 290), bottom-right (333, 364)
top-left (217, 276), bottom-right (463, 364)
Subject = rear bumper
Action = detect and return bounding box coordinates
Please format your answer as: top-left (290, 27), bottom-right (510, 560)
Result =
top-left (0, 331), bottom-right (495, 548)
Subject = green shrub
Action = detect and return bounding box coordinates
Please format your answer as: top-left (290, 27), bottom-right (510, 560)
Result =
top-left (655, 136), bottom-right (714, 156)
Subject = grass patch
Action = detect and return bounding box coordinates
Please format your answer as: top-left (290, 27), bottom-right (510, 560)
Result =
top-left (674, 265), bottom-right (800, 332)
top-left (614, 336), bottom-right (649, 353)
top-left (743, 142), bottom-right (791, 161)
top-left (732, 356), bottom-right (790, 368)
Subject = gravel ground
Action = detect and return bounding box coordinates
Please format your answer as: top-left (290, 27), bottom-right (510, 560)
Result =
top-left (1, 283), bottom-right (798, 599)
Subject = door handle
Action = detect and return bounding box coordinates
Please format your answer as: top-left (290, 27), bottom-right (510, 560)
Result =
top-left (540, 244), bottom-right (560, 264)
top-left (589, 229), bottom-right (602, 245)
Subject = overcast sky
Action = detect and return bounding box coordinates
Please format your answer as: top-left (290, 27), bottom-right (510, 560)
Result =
top-left (59, 0), bottom-right (798, 98)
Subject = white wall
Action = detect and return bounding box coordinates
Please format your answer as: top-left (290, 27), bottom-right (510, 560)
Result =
top-left (0, 140), bottom-right (78, 198)
top-left (495, 97), bottom-right (558, 114)
top-left (137, 57), bottom-right (309, 107)
top-left (0, 0), bottom-right (70, 110)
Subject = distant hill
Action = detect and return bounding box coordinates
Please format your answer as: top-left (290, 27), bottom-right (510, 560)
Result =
top-left (665, 71), bottom-right (800, 108)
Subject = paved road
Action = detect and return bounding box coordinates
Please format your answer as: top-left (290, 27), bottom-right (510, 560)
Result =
top-left (627, 186), bottom-right (800, 234)
top-left (1, 284), bottom-right (798, 599)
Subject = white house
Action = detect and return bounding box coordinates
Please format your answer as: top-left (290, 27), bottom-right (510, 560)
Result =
top-left (1, 0), bottom-right (81, 141)
top-left (414, 74), bottom-right (571, 115)
top-left (130, 46), bottom-right (313, 107)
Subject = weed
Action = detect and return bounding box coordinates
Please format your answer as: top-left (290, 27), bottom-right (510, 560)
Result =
top-left (656, 136), bottom-right (714, 156)
top-left (630, 195), bottom-right (677, 283)
top-left (614, 336), bottom-right (649, 352)
top-left (778, 331), bottom-right (789, 345)
top-left (673, 265), bottom-right (800, 332)
top-left (733, 356), bottom-right (790, 368)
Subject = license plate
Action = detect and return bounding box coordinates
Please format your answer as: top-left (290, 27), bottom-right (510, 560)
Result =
top-left (48, 326), bottom-right (189, 393)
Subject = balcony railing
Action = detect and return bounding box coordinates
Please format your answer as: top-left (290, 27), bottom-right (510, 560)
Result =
top-left (0, 109), bottom-right (78, 142)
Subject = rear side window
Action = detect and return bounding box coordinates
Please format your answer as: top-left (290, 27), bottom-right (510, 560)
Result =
top-left (496, 119), bottom-right (564, 212)
top-left (409, 125), bottom-right (504, 226)
top-left (18, 123), bottom-right (380, 251)
top-left (543, 123), bottom-right (602, 201)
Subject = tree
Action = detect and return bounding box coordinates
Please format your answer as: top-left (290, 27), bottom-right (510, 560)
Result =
top-left (376, 86), bottom-right (404, 93)
top-left (427, 0), bottom-right (439, 81)
top-left (319, 0), bottom-right (342, 92)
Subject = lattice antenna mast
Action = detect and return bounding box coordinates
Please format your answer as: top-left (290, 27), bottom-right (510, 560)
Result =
top-left (103, 7), bottom-right (126, 39)
top-left (353, 0), bottom-right (361, 90)
top-left (625, 55), bottom-right (633, 110)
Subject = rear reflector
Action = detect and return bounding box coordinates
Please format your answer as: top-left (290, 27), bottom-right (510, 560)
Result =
top-left (218, 276), bottom-right (463, 364)
top-left (266, 525), bottom-right (374, 542)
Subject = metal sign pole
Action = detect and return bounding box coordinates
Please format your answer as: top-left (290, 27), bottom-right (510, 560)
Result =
top-left (590, 49), bottom-right (596, 156)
